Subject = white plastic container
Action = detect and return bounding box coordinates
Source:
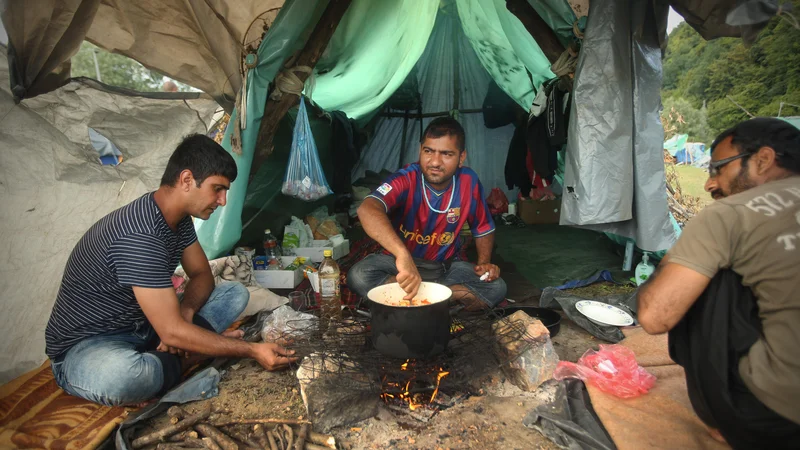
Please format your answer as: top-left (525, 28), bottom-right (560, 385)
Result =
top-left (635, 253), bottom-right (655, 286)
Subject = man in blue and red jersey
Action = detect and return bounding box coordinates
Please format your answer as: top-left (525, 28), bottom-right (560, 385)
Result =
top-left (348, 117), bottom-right (507, 311)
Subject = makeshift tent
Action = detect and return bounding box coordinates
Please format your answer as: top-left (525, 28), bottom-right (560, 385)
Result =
top-left (675, 143), bottom-right (709, 167)
top-left (0, 47), bottom-right (220, 383)
top-left (0, 0), bottom-right (776, 383)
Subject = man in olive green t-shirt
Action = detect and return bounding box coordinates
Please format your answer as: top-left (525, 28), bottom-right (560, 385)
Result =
top-left (637, 118), bottom-right (800, 446)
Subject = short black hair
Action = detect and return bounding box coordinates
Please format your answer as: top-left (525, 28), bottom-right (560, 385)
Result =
top-left (160, 134), bottom-right (238, 186)
top-left (421, 117), bottom-right (466, 151)
top-left (711, 118), bottom-right (800, 175)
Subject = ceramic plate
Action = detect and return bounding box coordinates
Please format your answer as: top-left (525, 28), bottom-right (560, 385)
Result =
top-left (575, 300), bottom-right (634, 327)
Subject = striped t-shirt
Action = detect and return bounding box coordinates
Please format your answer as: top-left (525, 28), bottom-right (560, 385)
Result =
top-left (45, 192), bottom-right (197, 359)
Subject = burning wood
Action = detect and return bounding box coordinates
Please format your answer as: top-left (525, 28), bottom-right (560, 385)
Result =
top-left (379, 359), bottom-right (450, 412)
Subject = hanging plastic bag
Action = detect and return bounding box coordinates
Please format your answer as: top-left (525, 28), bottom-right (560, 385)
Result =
top-left (486, 188), bottom-right (509, 215)
top-left (282, 97), bottom-right (333, 201)
top-left (553, 344), bottom-right (656, 398)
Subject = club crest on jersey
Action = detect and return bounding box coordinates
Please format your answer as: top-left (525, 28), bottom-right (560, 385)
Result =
top-left (377, 183), bottom-right (392, 195)
top-left (446, 207), bottom-right (460, 224)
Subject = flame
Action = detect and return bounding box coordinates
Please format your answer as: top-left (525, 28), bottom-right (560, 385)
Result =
top-left (380, 360), bottom-right (450, 411)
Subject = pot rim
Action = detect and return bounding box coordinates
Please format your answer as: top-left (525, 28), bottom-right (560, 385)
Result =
top-left (366, 282), bottom-right (452, 308)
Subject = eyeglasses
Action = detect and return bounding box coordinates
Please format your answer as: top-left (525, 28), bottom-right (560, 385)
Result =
top-left (708, 153), bottom-right (749, 177)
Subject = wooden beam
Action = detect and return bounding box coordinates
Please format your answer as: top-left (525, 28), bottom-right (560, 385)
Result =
top-left (506, 0), bottom-right (565, 64)
top-left (250, 0), bottom-right (353, 180)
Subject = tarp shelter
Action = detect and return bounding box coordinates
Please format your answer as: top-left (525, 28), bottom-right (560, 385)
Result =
top-left (0, 0), bottom-right (770, 383)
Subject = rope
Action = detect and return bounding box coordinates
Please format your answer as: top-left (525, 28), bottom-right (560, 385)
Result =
top-left (270, 65), bottom-right (313, 101)
top-left (572, 19), bottom-right (584, 40)
top-left (551, 43), bottom-right (579, 78)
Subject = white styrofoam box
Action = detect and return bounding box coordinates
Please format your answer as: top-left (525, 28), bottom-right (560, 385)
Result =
top-left (253, 256), bottom-right (304, 289)
top-left (290, 239), bottom-right (350, 262)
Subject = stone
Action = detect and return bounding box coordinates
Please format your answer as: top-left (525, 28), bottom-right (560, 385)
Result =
top-left (296, 352), bottom-right (380, 432)
top-left (492, 311), bottom-right (560, 391)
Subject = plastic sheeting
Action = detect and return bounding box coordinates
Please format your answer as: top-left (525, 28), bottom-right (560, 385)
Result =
top-left (0, 48), bottom-right (219, 384)
top-left (560, 0), bottom-right (677, 252)
top-left (195, 0), bottom-right (439, 258)
top-left (351, 3), bottom-right (518, 198)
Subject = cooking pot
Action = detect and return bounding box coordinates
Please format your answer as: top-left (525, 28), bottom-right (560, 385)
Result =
top-left (367, 282), bottom-right (452, 359)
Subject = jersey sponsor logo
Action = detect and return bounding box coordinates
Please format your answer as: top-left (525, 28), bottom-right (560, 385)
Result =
top-left (399, 224), bottom-right (456, 246)
top-left (377, 183), bottom-right (392, 195)
top-left (446, 207), bottom-right (460, 224)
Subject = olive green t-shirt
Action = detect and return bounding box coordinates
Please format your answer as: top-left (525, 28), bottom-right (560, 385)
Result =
top-left (667, 176), bottom-right (800, 425)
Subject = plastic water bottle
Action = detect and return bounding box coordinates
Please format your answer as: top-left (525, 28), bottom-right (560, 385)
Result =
top-left (318, 249), bottom-right (342, 325)
top-left (635, 253), bottom-right (655, 286)
top-left (263, 229), bottom-right (283, 270)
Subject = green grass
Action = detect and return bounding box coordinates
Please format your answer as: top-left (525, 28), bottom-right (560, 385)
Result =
top-left (675, 165), bottom-right (712, 207)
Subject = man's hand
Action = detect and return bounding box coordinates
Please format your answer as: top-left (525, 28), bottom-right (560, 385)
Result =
top-left (396, 255), bottom-right (422, 300)
top-left (251, 342), bottom-right (298, 371)
top-left (474, 263), bottom-right (500, 282)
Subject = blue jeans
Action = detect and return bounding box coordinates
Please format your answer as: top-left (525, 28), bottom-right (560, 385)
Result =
top-left (347, 254), bottom-right (507, 307)
top-left (50, 282), bottom-right (249, 406)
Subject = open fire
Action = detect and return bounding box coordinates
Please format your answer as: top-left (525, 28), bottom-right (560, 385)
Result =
top-left (380, 359), bottom-right (450, 410)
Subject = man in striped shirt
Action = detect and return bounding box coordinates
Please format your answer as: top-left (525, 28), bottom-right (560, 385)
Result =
top-left (45, 134), bottom-right (296, 406)
top-left (348, 117), bottom-right (507, 310)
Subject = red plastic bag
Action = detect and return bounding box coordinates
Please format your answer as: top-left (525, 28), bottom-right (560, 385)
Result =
top-left (553, 344), bottom-right (656, 398)
top-left (486, 188), bottom-right (509, 215)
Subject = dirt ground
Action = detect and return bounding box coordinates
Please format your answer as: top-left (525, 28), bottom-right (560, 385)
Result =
top-left (134, 312), bottom-right (598, 450)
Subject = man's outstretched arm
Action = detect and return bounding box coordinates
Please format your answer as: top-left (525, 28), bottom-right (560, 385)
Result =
top-left (134, 286), bottom-right (295, 370)
top-left (636, 259), bottom-right (711, 334)
top-left (358, 197), bottom-right (420, 299)
top-left (178, 241), bottom-right (215, 321)
top-left (473, 233), bottom-right (500, 281)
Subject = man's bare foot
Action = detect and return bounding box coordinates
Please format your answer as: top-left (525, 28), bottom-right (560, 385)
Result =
top-left (706, 426), bottom-right (727, 444)
top-left (222, 329), bottom-right (244, 339)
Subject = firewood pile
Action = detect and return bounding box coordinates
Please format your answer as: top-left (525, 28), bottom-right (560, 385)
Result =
top-left (132, 405), bottom-right (336, 450)
top-left (664, 149), bottom-right (704, 226)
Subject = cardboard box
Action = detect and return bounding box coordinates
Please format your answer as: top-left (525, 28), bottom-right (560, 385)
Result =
top-left (518, 198), bottom-right (561, 224)
top-left (289, 239), bottom-right (350, 262)
top-left (253, 256), bottom-right (304, 289)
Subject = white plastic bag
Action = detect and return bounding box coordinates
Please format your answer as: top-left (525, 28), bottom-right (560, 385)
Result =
top-left (261, 305), bottom-right (318, 342)
top-left (281, 97), bottom-right (333, 201)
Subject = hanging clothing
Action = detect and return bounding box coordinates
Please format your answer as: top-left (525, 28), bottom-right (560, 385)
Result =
top-left (525, 78), bottom-right (569, 183)
top-left (669, 270), bottom-right (800, 449)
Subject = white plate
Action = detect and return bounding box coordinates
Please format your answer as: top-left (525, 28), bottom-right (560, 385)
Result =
top-left (575, 300), bottom-right (634, 327)
top-left (367, 282), bottom-right (452, 307)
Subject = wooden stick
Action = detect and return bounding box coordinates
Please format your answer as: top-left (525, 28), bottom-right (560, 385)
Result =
top-left (282, 424), bottom-right (294, 450)
top-left (132, 406), bottom-right (211, 449)
top-left (307, 431), bottom-right (336, 449)
top-left (266, 429), bottom-right (279, 450)
top-left (195, 424), bottom-right (239, 450)
top-left (168, 430), bottom-right (199, 442)
top-left (294, 424), bottom-right (309, 450)
top-left (156, 444), bottom-right (203, 450)
top-left (184, 438), bottom-right (206, 448)
top-left (250, 0), bottom-right (353, 179)
top-left (202, 437), bottom-right (223, 450)
top-left (275, 426), bottom-right (286, 450)
top-left (305, 444), bottom-right (331, 450)
top-left (505, 0), bottom-right (565, 63)
top-left (213, 418), bottom-right (312, 427)
top-left (226, 427), bottom-right (260, 449)
top-left (253, 424), bottom-right (270, 449)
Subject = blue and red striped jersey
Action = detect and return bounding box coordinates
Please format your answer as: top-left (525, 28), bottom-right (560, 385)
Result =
top-left (366, 163), bottom-right (496, 261)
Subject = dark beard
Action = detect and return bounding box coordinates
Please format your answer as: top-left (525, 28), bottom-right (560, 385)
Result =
top-left (728, 163), bottom-right (757, 196)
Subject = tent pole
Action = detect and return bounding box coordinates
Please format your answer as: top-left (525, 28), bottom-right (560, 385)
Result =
top-left (250, 0), bottom-right (353, 181)
top-left (505, 0), bottom-right (565, 64)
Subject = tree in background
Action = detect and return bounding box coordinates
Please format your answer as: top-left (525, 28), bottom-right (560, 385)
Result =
top-left (71, 42), bottom-right (193, 92)
top-left (662, 1), bottom-right (800, 136)
top-left (661, 96), bottom-right (713, 143)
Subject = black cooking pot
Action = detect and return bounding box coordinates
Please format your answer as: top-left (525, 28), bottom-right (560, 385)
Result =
top-left (367, 282), bottom-right (453, 359)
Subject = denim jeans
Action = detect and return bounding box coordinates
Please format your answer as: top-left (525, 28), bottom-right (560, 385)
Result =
top-left (347, 254), bottom-right (507, 307)
top-left (50, 281), bottom-right (249, 406)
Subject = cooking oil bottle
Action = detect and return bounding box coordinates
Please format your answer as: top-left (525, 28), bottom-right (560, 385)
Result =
top-left (318, 249), bottom-right (342, 326)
